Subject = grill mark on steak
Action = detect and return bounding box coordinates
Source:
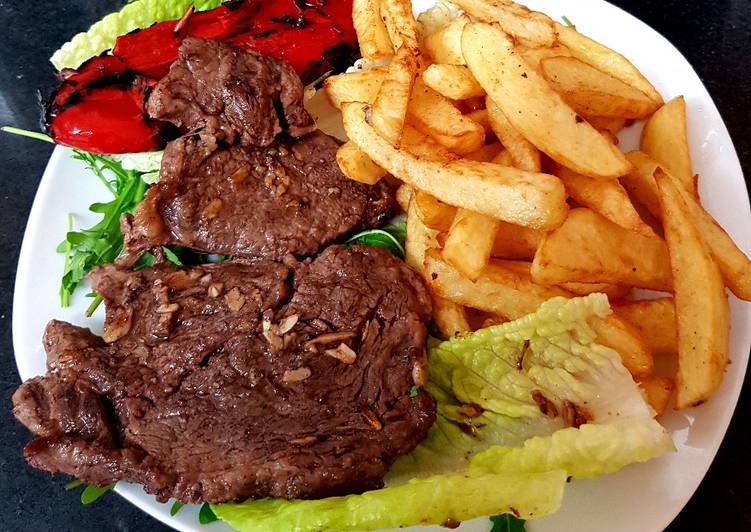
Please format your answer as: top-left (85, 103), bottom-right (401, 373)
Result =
top-left (14, 246), bottom-right (435, 503)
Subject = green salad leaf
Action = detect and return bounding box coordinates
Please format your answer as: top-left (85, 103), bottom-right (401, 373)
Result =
top-left (51, 0), bottom-right (224, 70)
top-left (170, 501), bottom-right (185, 517)
top-left (490, 514), bottom-right (526, 532)
top-left (80, 482), bottom-right (116, 505)
top-left (212, 295), bottom-right (674, 532)
top-left (58, 151), bottom-right (149, 307)
top-left (344, 220), bottom-right (406, 258)
top-left (199, 503), bottom-right (219, 524)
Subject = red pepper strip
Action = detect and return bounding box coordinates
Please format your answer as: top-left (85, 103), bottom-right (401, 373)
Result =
top-left (230, 0), bottom-right (357, 84)
top-left (112, 1), bottom-right (260, 78)
top-left (53, 55), bottom-right (129, 106)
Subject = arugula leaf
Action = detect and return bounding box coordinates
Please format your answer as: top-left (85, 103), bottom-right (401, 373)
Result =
top-left (199, 502), bottom-right (219, 524)
top-left (409, 385), bottom-right (419, 398)
top-left (59, 151), bottom-right (149, 307)
top-left (170, 501), bottom-right (185, 517)
top-left (490, 513), bottom-right (526, 532)
top-left (80, 482), bottom-right (116, 505)
top-left (64, 479), bottom-right (83, 491)
top-left (344, 220), bottom-right (407, 258)
top-left (1, 126), bottom-right (54, 143)
top-left (133, 252), bottom-right (157, 271)
top-left (561, 15), bottom-right (574, 27)
top-left (162, 246), bottom-right (184, 266)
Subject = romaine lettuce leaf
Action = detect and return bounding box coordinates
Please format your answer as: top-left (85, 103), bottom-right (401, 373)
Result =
top-left (212, 295), bottom-right (674, 532)
top-left (51, 0), bottom-right (224, 70)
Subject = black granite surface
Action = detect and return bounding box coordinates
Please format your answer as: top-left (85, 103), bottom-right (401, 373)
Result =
top-left (0, 1), bottom-right (748, 531)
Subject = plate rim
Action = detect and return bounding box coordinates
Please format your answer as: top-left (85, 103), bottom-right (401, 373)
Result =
top-left (11, 0), bottom-right (751, 531)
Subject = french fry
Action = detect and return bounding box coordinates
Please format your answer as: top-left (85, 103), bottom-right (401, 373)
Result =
top-left (464, 142), bottom-right (504, 162)
top-left (336, 141), bottom-right (387, 184)
top-left (405, 199), bottom-right (438, 272)
top-left (426, 250), bottom-right (653, 377)
top-left (614, 297), bottom-right (678, 356)
top-left (352, 0), bottom-right (393, 60)
top-left (555, 22), bottom-right (663, 105)
top-left (465, 108), bottom-right (492, 134)
top-left (443, 209), bottom-right (500, 280)
top-left (654, 168), bottom-right (729, 408)
top-left (423, 14), bottom-right (469, 65)
top-left (452, 0), bottom-right (556, 48)
top-left (372, 46), bottom-right (419, 146)
top-left (492, 149), bottom-right (515, 166)
top-left (463, 22), bottom-right (631, 179)
top-left (586, 116), bottom-right (628, 135)
top-left (491, 221), bottom-right (543, 260)
top-left (344, 102), bottom-right (568, 230)
top-left (540, 56), bottom-right (660, 119)
top-left (407, 78), bottom-right (486, 154)
top-left (417, 2), bottom-right (460, 37)
top-left (641, 96), bottom-right (695, 194)
top-left (396, 184), bottom-right (413, 212)
top-left (423, 64), bottom-right (485, 100)
top-left (380, 0), bottom-right (419, 52)
top-left (486, 96), bottom-right (541, 172)
top-left (432, 294), bottom-right (471, 338)
top-left (639, 376), bottom-right (674, 417)
top-left (552, 163), bottom-right (655, 237)
top-left (621, 151), bottom-right (662, 219)
top-left (518, 45), bottom-right (573, 70)
top-left (531, 208), bottom-right (672, 291)
top-left (622, 153), bottom-right (751, 300)
top-left (401, 125), bottom-right (457, 162)
top-left (559, 282), bottom-right (630, 301)
top-left (414, 189), bottom-right (457, 231)
top-left (324, 68), bottom-right (386, 109)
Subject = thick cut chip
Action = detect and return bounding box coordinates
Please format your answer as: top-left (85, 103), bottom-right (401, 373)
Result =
top-left (463, 23), bottom-right (631, 179)
top-left (555, 22), bottom-right (663, 105)
top-left (639, 376), bottom-right (674, 417)
top-left (344, 102), bottom-right (568, 230)
top-left (336, 140), bottom-right (386, 184)
top-left (443, 209), bottom-right (500, 280)
top-left (641, 96), bottom-right (694, 194)
top-left (381, 0), bottom-right (420, 52)
top-left (464, 143), bottom-right (504, 162)
top-left (452, 0), bottom-right (556, 47)
top-left (407, 78), bottom-right (486, 155)
top-left (405, 199), bottom-right (438, 273)
top-left (486, 96), bottom-right (541, 172)
top-left (431, 295), bottom-right (471, 339)
top-left (622, 153), bottom-right (751, 300)
top-left (540, 56), bottom-right (660, 119)
top-left (614, 298), bottom-right (678, 356)
top-left (491, 221), bottom-right (543, 260)
top-left (372, 46), bottom-right (419, 147)
top-left (518, 45), bottom-right (573, 70)
top-left (423, 64), bottom-right (485, 100)
top-left (655, 169), bottom-right (729, 408)
top-left (423, 15), bottom-right (470, 65)
top-left (465, 108), bottom-right (492, 134)
top-left (559, 282), bottom-right (630, 301)
top-left (401, 125), bottom-right (457, 163)
top-left (396, 184), bottom-right (413, 212)
top-left (531, 208), bottom-right (672, 291)
top-left (324, 68), bottom-right (386, 109)
top-left (552, 163), bottom-right (655, 237)
top-left (425, 252), bottom-right (653, 377)
top-left (353, 0), bottom-right (393, 59)
top-left (587, 116), bottom-right (629, 135)
top-left (413, 190), bottom-right (457, 231)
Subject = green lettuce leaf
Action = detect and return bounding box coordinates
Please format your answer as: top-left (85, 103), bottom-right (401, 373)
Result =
top-left (212, 295), bottom-right (674, 532)
top-left (51, 0), bottom-right (224, 70)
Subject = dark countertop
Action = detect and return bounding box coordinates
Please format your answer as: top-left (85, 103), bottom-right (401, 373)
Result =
top-left (0, 1), bottom-right (748, 531)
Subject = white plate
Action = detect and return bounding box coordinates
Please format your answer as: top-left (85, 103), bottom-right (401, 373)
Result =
top-left (12, 0), bottom-right (751, 531)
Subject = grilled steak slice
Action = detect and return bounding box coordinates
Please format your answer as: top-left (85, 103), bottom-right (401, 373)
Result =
top-left (13, 246), bottom-right (435, 503)
top-left (120, 131), bottom-right (393, 264)
top-left (147, 37), bottom-right (315, 146)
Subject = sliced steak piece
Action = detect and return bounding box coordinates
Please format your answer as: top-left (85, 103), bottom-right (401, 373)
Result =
top-left (146, 37), bottom-right (315, 146)
top-left (120, 131), bottom-right (393, 264)
top-left (13, 246), bottom-right (435, 503)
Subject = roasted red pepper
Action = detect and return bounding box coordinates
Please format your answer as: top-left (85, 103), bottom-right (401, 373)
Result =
top-left (47, 55), bottom-right (165, 153)
top-left (46, 0), bottom-right (358, 154)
